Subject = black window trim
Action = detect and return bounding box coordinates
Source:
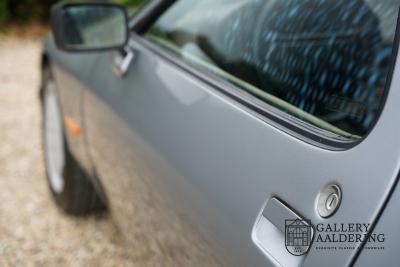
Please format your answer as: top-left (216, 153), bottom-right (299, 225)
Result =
top-left (128, 1), bottom-right (400, 151)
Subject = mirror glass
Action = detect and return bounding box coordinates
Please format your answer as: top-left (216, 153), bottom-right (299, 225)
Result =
top-left (61, 5), bottom-right (127, 50)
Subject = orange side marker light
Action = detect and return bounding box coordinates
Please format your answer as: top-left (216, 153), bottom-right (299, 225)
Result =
top-left (64, 116), bottom-right (81, 136)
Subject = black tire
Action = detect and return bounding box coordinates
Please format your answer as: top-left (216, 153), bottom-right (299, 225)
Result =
top-left (41, 65), bottom-right (104, 215)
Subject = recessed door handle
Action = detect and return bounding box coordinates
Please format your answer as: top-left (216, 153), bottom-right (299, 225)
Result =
top-left (252, 197), bottom-right (314, 267)
top-left (262, 198), bottom-right (313, 237)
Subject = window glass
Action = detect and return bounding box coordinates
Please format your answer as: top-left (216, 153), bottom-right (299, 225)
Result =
top-left (146, 0), bottom-right (400, 138)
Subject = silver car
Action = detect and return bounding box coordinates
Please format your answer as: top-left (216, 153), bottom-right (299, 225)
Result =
top-left (41, 1), bottom-right (400, 266)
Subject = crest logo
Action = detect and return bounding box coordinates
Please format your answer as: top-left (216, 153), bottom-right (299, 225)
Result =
top-left (285, 219), bottom-right (312, 256)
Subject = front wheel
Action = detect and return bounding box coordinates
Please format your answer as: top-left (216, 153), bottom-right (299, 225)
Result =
top-left (41, 66), bottom-right (104, 215)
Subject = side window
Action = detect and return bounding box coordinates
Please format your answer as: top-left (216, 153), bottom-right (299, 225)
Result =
top-left (145, 0), bottom-right (399, 139)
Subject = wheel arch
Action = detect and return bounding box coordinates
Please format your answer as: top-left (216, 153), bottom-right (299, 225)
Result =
top-left (39, 52), bottom-right (50, 100)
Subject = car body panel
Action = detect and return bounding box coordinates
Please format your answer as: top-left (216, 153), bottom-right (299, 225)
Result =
top-left (355, 172), bottom-right (400, 267)
top-left (43, 3), bottom-right (400, 266)
top-left (44, 36), bottom-right (102, 189)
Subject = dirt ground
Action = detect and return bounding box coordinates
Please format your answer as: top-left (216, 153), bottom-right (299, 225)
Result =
top-left (0, 36), bottom-right (143, 266)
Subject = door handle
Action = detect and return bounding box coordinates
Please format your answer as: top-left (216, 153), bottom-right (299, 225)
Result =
top-left (252, 197), bottom-right (314, 267)
top-left (262, 198), bottom-right (313, 237)
top-left (113, 46), bottom-right (135, 78)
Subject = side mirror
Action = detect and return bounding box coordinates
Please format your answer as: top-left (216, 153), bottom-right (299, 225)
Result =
top-left (51, 3), bottom-right (128, 52)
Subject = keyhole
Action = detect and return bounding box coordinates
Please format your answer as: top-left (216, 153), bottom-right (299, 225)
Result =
top-left (325, 193), bottom-right (338, 211)
top-left (317, 184), bottom-right (341, 218)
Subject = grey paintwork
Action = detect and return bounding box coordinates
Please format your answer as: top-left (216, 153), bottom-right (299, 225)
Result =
top-left (355, 168), bottom-right (400, 267)
top-left (43, 8), bottom-right (400, 267)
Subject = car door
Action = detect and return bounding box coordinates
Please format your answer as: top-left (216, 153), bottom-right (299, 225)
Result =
top-left (83, 1), bottom-right (400, 266)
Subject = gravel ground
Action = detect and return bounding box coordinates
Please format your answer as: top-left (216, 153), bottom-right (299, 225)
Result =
top-left (0, 37), bottom-right (141, 267)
